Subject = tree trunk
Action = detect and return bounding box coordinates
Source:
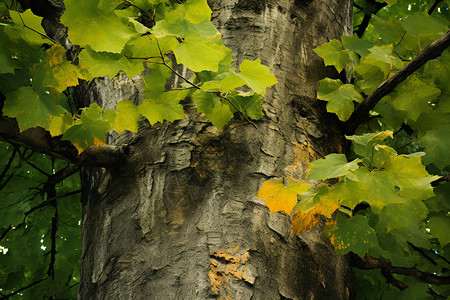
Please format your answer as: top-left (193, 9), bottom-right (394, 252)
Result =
top-left (78, 1), bottom-right (355, 299)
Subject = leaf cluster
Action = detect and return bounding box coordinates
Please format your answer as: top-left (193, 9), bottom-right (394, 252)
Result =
top-left (261, 0), bottom-right (450, 297)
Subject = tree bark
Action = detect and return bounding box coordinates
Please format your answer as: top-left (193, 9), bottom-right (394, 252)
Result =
top-left (78, 1), bottom-right (355, 299)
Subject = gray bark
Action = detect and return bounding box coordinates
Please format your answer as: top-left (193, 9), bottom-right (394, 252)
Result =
top-left (79, 0), bottom-right (355, 299)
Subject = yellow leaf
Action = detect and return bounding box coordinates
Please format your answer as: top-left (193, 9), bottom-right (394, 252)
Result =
top-left (292, 208), bottom-right (323, 235)
top-left (257, 178), bottom-right (303, 214)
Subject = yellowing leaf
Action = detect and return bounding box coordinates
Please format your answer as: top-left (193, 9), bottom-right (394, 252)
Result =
top-left (324, 213), bottom-right (378, 257)
top-left (257, 179), bottom-right (309, 214)
top-left (292, 208), bottom-right (322, 235)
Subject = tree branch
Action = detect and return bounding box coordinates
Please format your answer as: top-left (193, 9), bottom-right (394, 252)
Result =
top-left (0, 277), bottom-right (47, 300)
top-left (354, 1), bottom-right (387, 38)
top-left (349, 253), bottom-right (450, 289)
top-left (0, 117), bottom-right (128, 168)
top-left (344, 31), bottom-right (450, 135)
top-left (428, 0), bottom-right (443, 15)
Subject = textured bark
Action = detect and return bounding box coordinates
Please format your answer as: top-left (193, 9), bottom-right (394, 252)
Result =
top-left (79, 1), bottom-right (355, 299)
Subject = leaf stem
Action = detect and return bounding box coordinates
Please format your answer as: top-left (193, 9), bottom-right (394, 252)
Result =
top-left (13, 3), bottom-right (55, 43)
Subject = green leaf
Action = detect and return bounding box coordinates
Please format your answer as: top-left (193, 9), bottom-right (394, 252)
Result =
top-left (341, 34), bottom-right (374, 59)
top-left (122, 35), bottom-right (177, 63)
top-left (3, 87), bottom-right (67, 131)
top-left (307, 154), bottom-right (361, 181)
top-left (227, 92), bottom-right (264, 120)
top-left (367, 44), bottom-right (403, 70)
top-left (419, 125), bottom-right (450, 169)
top-left (79, 46), bottom-right (145, 79)
top-left (384, 154), bottom-right (438, 201)
top-left (62, 104), bottom-right (111, 152)
top-left (62, 0), bottom-right (137, 52)
top-left (403, 12), bottom-right (448, 39)
top-left (324, 213), bottom-right (378, 257)
top-left (191, 90), bottom-right (233, 129)
top-left (201, 72), bottom-right (246, 92)
top-left (317, 78), bottom-right (364, 121)
top-left (428, 214), bottom-right (450, 246)
top-left (376, 201), bottom-right (428, 233)
top-left (346, 131), bottom-right (394, 166)
top-left (347, 167), bottom-right (408, 213)
top-left (8, 9), bottom-right (46, 45)
top-left (382, 75), bottom-right (441, 121)
top-left (173, 34), bottom-right (227, 72)
top-left (104, 100), bottom-right (141, 133)
top-left (313, 39), bottom-right (352, 72)
top-left (238, 59), bottom-right (278, 96)
top-left (138, 91), bottom-right (186, 125)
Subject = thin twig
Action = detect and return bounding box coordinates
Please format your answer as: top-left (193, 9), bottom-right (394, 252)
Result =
top-left (123, 0), bottom-right (153, 20)
top-left (0, 277), bottom-right (47, 300)
top-left (214, 92), bottom-right (257, 129)
top-left (0, 225), bottom-right (12, 242)
top-left (15, 147), bottom-right (51, 176)
top-left (13, 3), bottom-right (55, 43)
top-left (154, 37), bottom-right (257, 129)
top-left (24, 189), bottom-right (81, 216)
top-left (0, 148), bottom-right (16, 185)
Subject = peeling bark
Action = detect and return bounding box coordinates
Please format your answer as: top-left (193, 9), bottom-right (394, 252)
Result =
top-left (78, 0), bottom-right (356, 299)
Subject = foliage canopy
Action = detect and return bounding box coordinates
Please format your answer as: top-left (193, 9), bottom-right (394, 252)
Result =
top-left (0, 0), bottom-right (449, 298)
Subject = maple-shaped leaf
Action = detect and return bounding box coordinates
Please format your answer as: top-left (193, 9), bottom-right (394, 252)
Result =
top-left (151, 0), bottom-right (218, 39)
top-left (307, 154), bottom-right (361, 181)
top-left (79, 46), bottom-right (145, 79)
top-left (383, 154), bottom-right (439, 201)
top-left (104, 100), bottom-right (141, 133)
top-left (346, 168), bottom-right (408, 213)
top-left (62, 104), bottom-right (111, 153)
top-left (165, 0), bottom-right (212, 24)
top-left (8, 9), bottom-right (46, 45)
top-left (323, 213), bottom-right (378, 257)
top-left (403, 12), bottom-right (448, 39)
top-left (62, 0), bottom-right (137, 53)
top-left (418, 125), bottom-right (450, 170)
top-left (376, 201), bottom-right (429, 233)
top-left (31, 44), bottom-right (89, 94)
top-left (382, 75), bottom-right (441, 121)
top-left (317, 78), bottom-right (364, 121)
top-left (257, 178), bottom-right (309, 214)
top-left (313, 39), bottom-right (352, 72)
top-left (237, 59), bottom-right (278, 96)
top-left (174, 34), bottom-right (227, 72)
top-left (138, 91), bottom-right (186, 125)
top-left (3, 86), bottom-right (67, 131)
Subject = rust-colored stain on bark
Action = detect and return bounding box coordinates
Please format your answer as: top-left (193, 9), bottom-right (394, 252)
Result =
top-left (208, 245), bottom-right (256, 296)
top-left (284, 142), bottom-right (318, 180)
